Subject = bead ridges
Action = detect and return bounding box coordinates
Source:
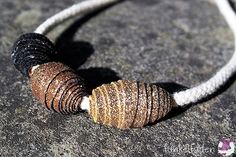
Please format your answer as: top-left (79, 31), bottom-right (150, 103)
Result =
top-left (89, 80), bottom-right (175, 129)
top-left (31, 62), bottom-right (86, 114)
top-left (11, 33), bottom-right (56, 77)
top-left (11, 33), bottom-right (176, 129)
top-left (9, 0), bottom-right (236, 130)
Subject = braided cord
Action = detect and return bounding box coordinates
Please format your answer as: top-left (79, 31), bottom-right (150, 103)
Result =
top-left (35, 0), bottom-right (120, 35)
top-left (174, 0), bottom-right (236, 106)
top-left (35, 0), bottom-right (236, 108)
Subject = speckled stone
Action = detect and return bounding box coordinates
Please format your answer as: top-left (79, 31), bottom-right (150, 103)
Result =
top-left (1, 0), bottom-right (236, 156)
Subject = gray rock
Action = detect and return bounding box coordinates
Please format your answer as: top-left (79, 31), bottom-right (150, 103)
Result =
top-left (0, 0), bottom-right (235, 156)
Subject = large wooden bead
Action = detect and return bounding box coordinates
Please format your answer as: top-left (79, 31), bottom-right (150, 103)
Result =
top-left (89, 80), bottom-right (176, 129)
top-left (11, 33), bottom-right (56, 77)
top-left (30, 62), bottom-right (86, 114)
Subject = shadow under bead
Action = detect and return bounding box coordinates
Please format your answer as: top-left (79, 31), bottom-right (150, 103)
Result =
top-left (30, 62), bottom-right (87, 114)
top-left (11, 33), bottom-right (56, 77)
top-left (89, 80), bottom-right (176, 129)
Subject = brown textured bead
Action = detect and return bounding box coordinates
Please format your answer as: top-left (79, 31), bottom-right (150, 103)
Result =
top-left (30, 62), bottom-right (86, 114)
top-left (89, 80), bottom-right (176, 129)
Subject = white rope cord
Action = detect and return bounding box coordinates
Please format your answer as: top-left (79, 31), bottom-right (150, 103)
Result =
top-left (35, 0), bottom-right (120, 35)
top-left (35, 0), bottom-right (236, 109)
top-left (174, 0), bottom-right (236, 106)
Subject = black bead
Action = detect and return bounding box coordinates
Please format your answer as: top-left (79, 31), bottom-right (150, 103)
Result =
top-left (11, 33), bottom-right (56, 77)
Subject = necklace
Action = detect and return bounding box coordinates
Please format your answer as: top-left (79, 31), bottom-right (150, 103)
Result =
top-left (11, 0), bottom-right (236, 129)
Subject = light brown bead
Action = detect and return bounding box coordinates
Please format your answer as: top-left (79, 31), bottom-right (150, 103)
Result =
top-left (89, 80), bottom-right (176, 129)
top-left (30, 62), bottom-right (86, 114)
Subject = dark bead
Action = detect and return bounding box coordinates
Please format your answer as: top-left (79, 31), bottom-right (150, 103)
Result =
top-left (11, 33), bottom-right (56, 77)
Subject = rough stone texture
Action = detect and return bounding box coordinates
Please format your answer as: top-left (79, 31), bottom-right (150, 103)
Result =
top-left (0, 0), bottom-right (235, 156)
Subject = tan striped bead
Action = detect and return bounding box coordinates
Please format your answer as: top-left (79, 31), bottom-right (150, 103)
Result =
top-left (89, 80), bottom-right (176, 129)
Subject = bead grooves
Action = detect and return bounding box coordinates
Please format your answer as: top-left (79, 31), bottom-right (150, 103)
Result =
top-left (11, 33), bottom-right (177, 128)
top-left (11, 33), bottom-right (56, 77)
top-left (89, 80), bottom-right (176, 129)
top-left (31, 62), bottom-right (86, 114)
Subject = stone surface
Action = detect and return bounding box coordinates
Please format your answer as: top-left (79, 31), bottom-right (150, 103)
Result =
top-left (0, 0), bottom-right (235, 156)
